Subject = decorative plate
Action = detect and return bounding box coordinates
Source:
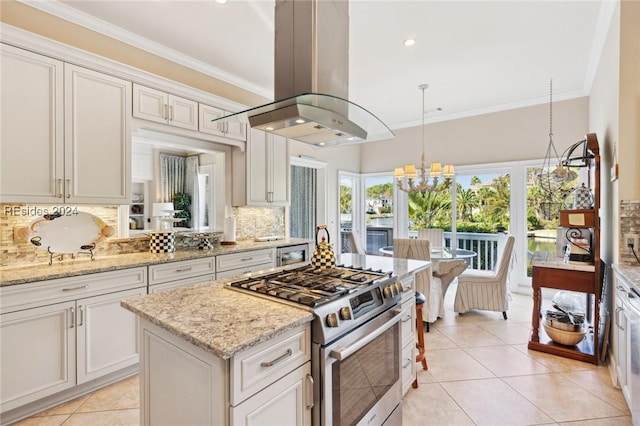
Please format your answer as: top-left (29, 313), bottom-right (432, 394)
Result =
top-left (27, 211), bottom-right (114, 254)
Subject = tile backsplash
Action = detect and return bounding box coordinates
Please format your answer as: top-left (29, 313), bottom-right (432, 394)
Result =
top-left (1, 203), bottom-right (285, 268)
top-left (620, 200), bottom-right (640, 266)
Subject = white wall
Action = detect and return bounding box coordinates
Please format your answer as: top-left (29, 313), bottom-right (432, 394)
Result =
top-left (360, 97), bottom-right (589, 174)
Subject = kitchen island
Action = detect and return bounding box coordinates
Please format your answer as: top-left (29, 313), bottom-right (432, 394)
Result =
top-left (121, 254), bottom-right (429, 426)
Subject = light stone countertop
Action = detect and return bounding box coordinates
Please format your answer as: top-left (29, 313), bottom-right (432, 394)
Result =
top-left (0, 238), bottom-right (311, 286)
top-left (121, 279), bottom-right (314, 360)
top-left (612, 264), bottom-right (640, 291)
top-left (121, 254), bottom-right (429, 360)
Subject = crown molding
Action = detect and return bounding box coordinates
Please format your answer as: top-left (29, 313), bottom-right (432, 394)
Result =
top-left (0, 23), bottom-right (247, 113)
top-left (16, 0), bottom-right (272, 101)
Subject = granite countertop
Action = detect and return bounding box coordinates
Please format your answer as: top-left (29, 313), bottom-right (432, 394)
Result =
top-left (121, 279), bottom-right (314, 360)
top-left (121, 254), bottom-right (428, 360)
top-left (337, 253), bottom-right (430, 280)
top-left (612, 264), bottom-right (640, 290)
top-left (0, 238), bottom-right (311, 287)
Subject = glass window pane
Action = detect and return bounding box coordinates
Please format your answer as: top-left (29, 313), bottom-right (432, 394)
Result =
top-left (525, 165), bottom-right (578, 276)
top-left (340, 176), bottom-right (355, 253)
top-left (364, 176), bottom-right (394, 254)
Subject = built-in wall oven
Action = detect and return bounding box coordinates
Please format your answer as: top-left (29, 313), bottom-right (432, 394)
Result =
top-left (228, 264), bottom-right (403, 426)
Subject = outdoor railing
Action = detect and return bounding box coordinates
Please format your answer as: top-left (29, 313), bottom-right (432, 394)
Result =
top-left (409, 230), bottom-right (505, 271)
top-left (341, 227), bottom-right (506, 272)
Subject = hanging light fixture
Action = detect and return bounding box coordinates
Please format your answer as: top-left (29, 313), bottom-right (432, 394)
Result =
top-left (537, 79), bottom-right (576, 219)
top-left (394, 84), bottom-right (454, 195)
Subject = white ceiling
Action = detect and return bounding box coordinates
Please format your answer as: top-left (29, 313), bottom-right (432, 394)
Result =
top-left (28, 0), bottom-right (614, 131)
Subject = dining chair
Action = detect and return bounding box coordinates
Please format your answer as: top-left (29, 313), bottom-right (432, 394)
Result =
top-left (346, 230), bottom-right (366, 255)
top-left (418, 228), bottom-right (445, 248)
top-left (393, 238), bottom-right (444, 327)
top-left (453, 234), bottom-right (516, 319)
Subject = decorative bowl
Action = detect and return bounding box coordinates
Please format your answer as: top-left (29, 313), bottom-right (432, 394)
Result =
top-left (543, 321), bottom-right (586, 346)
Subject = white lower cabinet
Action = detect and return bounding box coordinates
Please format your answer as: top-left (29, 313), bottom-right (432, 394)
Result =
top-left (230, 362), bottom-right (311, 426)
top-left (1, 301), bottom-right (76, 412)
top-left (140, 319), bottom-right (311, 426)
top-left (399, 275), bottom-right (417, 395)
top-left (0, 268), bottom-right (147, 414)
top-left (76, 288), bottom-right (145, 384)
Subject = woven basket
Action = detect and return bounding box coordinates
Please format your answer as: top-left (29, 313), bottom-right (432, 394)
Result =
top-left (543, 321), bottom-right (586, 346)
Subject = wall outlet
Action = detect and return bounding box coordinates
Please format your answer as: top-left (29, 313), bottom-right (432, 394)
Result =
top-left (625, 233), bottom-right (639, 251)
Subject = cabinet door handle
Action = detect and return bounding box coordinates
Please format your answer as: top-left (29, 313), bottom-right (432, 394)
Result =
top-left (401, 313), bottom-right (412, 323)
top-left (402, 359), bottom-right (411, 369)
top-left (241, 257), bottom-right (253, 262)
top-left (164, 104), bottom-right (169, 120)
top-left (78, 305), bottom-right (84, 327)
top-left (62, 285), bottom-right (89, 292)
top-left (57, 179), bottom-right (64, 198)
top-left (69, 307), bottom-right (75, 329)
top-left (169, 105), bottom-right (174, 121)
top-left (175, 267), bottom-right (192, 273)
top-left (305, 373), bottom-right (314, 409)
top-left (65, 179), bottom-right (71, 198)
top-left (260, 348), bottom-right (292, 368)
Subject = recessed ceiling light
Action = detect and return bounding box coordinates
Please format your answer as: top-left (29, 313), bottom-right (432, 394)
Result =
top-left (403, 38), bottom-right (416, 47)
top-left (265, 126), bottom-right (274, 131)
top-left (214, 0), bottom-right (228, 4)
top-left (295, 118), bottom-right (306, 124)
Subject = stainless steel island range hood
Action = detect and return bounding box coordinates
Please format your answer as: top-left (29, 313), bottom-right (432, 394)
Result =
top-left (214, 0), bottom-right (394, 147)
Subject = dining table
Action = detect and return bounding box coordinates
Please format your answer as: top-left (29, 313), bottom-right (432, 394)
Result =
top-left (378, 245), bottom-right (476, 299)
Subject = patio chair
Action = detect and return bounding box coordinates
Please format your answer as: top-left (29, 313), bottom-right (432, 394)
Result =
top-left (453, 234), bottom-right (515, 319)
top-left (393, 238), bottom-right (444, 328)
top-left (418, 228), bottom-right (445, 248)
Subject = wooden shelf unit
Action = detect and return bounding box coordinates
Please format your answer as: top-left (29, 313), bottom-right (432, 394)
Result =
top-left (528, 133), bottom-right (602, 364)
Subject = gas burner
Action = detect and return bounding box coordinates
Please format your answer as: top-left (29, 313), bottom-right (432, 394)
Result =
top-left (228, 264), bottom-right (393, 308)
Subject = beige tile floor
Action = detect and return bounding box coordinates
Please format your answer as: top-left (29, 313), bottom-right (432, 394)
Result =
top-left (12, 284), bottom-right (632, 426)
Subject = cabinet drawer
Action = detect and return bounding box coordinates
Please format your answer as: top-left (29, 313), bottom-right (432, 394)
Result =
top-left (148, 258), bottom-right (215, 285)
top-left (216, 262), bottom-right (274, 280)
top-left (400, 276), bottom-right (415, 303)
top-left (401, 341), bottom-right (416, 395)
top-left (149, 274), bottom-right (215, 293)
top-left (231, 325), bottom-right (310, 405)
top-left (0, 267), bottom-right (147, 313)
top-left (216, 249), bottom-right (275, 272)
top-left (400, 299), bottom-right (415, 347)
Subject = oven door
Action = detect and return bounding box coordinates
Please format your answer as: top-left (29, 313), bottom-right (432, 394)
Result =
top-left (320, 307), bottom-right (402, 426)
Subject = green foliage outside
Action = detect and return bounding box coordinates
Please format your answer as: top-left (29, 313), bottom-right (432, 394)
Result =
top-left (344, 167), bottom-right (579, 237)
top-left (172, 192), bottom-right (191, 228)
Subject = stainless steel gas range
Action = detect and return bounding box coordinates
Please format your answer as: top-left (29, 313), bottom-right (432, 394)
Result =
top-left (228, 264), bottom-right (404, 426)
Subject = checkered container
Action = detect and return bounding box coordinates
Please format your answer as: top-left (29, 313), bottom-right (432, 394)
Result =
top-left (311, 225), bottom-right (336, 270)
top-left (149, 231), bottom-right (176, 253)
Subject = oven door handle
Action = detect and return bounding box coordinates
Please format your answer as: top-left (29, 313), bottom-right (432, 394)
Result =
top-left (329, 309), bottom-right (402, 361)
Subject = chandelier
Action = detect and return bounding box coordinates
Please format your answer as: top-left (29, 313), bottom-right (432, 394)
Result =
top-left (394, 84), bottom-right (454, 195)
top-left (537, 79), bottom-right (576, 219)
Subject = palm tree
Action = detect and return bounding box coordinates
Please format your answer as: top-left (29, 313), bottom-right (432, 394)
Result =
top-left (457, 188), bottom-right (477, 221)
top-left (408, 190), bottom-right (452, 229)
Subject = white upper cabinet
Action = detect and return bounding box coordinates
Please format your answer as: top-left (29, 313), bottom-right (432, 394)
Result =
top-left (0, 46), bottom-right (131, 204)
top-left (238, 129), bottom-right (289, 206)
top-left (1, 45), bottom-right (64, 202)
top-left (65, 64), bottom-right (131, 204)
top-left (133, 83), bottom-right (198, 131)
top-left (199, 103), bottom-right (246, 142)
